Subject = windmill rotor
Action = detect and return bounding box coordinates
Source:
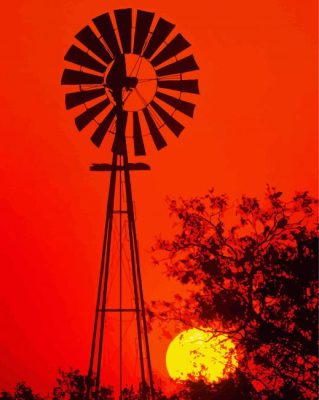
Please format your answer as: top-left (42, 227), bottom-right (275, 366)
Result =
top-left (61, 8), bottom-right (200, 156)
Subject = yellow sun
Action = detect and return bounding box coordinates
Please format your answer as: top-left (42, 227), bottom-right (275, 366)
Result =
top-left (166, 328), bottom-right (238, 383)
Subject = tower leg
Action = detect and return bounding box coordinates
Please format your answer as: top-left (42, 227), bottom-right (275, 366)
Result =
top-left (123, 155), bottom-right (155, 400)
top-left (87, 153), bottom-right (118, 397)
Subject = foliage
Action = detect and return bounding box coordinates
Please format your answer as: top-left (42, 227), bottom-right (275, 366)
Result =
top-left (52, 369), bottom-right (113, 400)
top-left (178, 370), bottom-right (259, 400)
top-left (0, 371), bottom-right (178, 400)
top-left (151, 187), bottom-right (318, 399)
top-left (0, 383), bottom-right (41, 400)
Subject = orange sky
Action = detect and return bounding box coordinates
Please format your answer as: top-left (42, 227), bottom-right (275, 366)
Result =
top-left (0, 0), bottom-right (317, 394)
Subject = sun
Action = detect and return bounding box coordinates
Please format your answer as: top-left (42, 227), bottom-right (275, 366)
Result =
top-left (166, 328), bottom-right (238, 383)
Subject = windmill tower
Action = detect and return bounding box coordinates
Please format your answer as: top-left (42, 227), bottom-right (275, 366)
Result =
top-left (61, 8), bottom-right (199, 398)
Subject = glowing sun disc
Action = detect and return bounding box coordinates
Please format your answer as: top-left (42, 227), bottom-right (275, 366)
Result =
top-left (166, 328), bottom-right (238, 383)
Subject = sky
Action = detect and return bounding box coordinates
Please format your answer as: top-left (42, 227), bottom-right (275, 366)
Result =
top-left (0, 0), bottom-right (317, 394)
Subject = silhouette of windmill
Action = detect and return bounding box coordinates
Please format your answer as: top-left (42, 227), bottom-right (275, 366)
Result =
top-left (61, 8), bottom-right (199, 398)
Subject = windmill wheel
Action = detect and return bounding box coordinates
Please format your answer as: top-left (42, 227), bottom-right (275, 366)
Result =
top-left (61, 8), bottom-right (200, 156)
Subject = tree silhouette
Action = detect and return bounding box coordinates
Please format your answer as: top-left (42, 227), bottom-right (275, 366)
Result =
top-left (176, 370), bottom-right (259, 399)
top-left (51, 370), bottom-right (178, 399)
top-left (0, 383), bottom-right (41, 400)
top-left (0, 371), bottom-right (178, 400)
top-left (52, 369), bottom-right (115, 400)
top-left (151, 187), bottom-right (318, 399)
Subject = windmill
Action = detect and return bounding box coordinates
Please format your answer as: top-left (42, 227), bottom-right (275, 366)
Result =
top-left (61, 8), bottom-right (199, 398)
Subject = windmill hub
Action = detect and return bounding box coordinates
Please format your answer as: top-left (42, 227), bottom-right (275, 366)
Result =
top-left (124, 76), bottom-right (138, 90)
top-left (104, 54), bottom-right (157, 112)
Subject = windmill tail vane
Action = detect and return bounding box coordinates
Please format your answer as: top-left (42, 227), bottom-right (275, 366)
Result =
top-left (61, 7), bottom-right (199, 398)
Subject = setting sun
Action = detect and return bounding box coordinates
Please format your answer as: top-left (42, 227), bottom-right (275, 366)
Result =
top-left (166, 328), bottom-right (238, 383)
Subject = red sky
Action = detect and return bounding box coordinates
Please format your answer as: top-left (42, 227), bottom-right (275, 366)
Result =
top-left (0, 0), bottom-right (317, 394)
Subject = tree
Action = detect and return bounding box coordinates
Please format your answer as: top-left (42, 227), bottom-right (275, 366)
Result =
top-left (151, 187), bottom-right (318, 399)
top-left (52, 369), bottom-right (113, 400)
top-left (177, 370), bottom-right (259, 400)
top-left (51, 370), bottom-right (175, 400)
top-left (0, 371), bottom-right (177, 400)
top-left (0, 383), bottom-right (42, 400)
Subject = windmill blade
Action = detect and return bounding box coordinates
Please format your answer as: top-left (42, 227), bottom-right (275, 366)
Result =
top-left (133, 10), bottom-right (154, 55)
top-left (150, 100), bottom-right (184, 137)
top-left (114, 8), bottom-right (132, 53)
top-left (75, 26), bottom-right (112, 64)
top-left (155, 91), bottom-right (195, 117)
top-left (143, 18), bottom-right (175, 59)
top-left (156, 55), bottom-right (199, 77)
top-left (151, 34), bottom-right (190, 67)
top-left (75, 98), bottom-right (110, 131)
top-left (65, 88), bottom-right (105, 109)
top-left (64, 45), bottom-right (107, 73)
top-left (91, 107), bottom-right (117, 147)
top-left (133, 112), bottom-right (146, 155)
top-left (112, 111), bottom-right (128, 154)
top-left (158, 79), bottom-right (199, 94)
top-left (93, 13), bottom-right (121, 57)
top-left (143, 108), bottom-right (167, 150)
top-left (61, 69), bottom-right (104, 85)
